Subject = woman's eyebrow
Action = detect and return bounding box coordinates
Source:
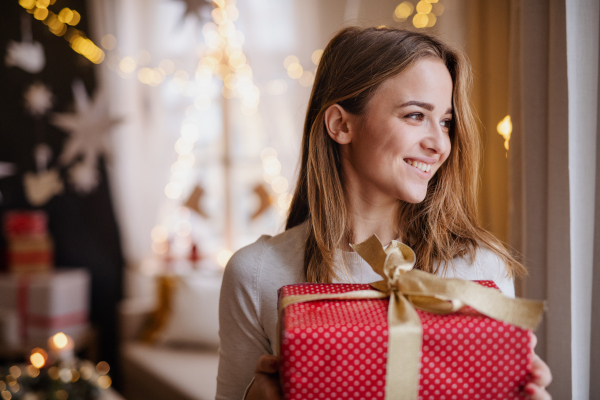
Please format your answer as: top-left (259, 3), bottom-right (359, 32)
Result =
top-left (397, 101), bottom-right (453, 114)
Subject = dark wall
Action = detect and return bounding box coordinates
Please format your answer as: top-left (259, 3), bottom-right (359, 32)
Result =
top-left (0, 0), bottom-right (124, 386)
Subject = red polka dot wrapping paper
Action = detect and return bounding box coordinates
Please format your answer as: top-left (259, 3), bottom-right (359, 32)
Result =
top-left (279, 281), bottom-right (533, 400)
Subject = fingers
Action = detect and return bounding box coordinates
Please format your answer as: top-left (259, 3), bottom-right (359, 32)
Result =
top-left (256, 354), bottom-right (279, 374)
top-left (531, 333), bottom-right (538, 349)
top-left (524, 383), bottom-right (552, 400)
top-left (531, 354), bottom-right (552, 387)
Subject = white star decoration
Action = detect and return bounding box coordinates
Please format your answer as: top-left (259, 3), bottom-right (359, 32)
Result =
top-left (24, 82), bottom-right (53, 117)
top-left (51, 80), bottom-right (121, 193)
top-left (4, 15), bottom-right (45, 74)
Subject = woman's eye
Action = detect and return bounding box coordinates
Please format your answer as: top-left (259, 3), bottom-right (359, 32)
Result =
top-left (441, 119), bottom-right (452, 129)
top-left (405, 113), bottom-right (424, 121)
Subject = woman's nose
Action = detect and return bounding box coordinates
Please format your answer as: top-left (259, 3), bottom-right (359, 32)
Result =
top-left (422, 123), bottom-right (450, 154)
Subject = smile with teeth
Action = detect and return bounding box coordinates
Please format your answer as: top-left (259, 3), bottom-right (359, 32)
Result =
top-left (405, 159), bottom-right (432, 173)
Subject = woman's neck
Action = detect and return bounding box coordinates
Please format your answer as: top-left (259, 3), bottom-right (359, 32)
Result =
top-left (342, 193), bottom-right (400, 251)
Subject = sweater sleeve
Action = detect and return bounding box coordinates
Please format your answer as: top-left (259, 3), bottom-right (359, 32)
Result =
top-left (216, 239), bottom-right (272, 400)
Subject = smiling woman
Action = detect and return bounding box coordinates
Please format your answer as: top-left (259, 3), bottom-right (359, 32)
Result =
top-left (217, 26), bottom-right (552, 400)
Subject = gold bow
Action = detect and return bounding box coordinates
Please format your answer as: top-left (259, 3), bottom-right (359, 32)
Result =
top-left (279, 235), bottom-right (545, 400)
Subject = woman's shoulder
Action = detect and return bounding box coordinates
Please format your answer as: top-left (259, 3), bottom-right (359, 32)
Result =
top-left (447, 244), bottom-right (515, 298)
top-left (223, 221), bottom-right (309, 286)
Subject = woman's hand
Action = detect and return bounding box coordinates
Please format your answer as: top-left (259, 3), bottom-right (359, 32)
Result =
top-left (245, 354), bottom-right (283, 400)
top-left (524, 334), bottom-right (552, 399)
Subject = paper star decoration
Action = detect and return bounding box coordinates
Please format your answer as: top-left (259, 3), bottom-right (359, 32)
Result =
top-left (4, 15), bottom-right (45, 74)
top-left (177, 0), bottom-right (214, 20)
top-left (251, 183), bottom-right (272, 220)
top-left (51, 80), bottom-right (121, 192)
top-left (23, 169), bottom-right (64, 206)
top-left (68, 158), bottom-right (100, 194)
top-left (24, 82), bottom-right (53, 117)
top-left (184, 184), bottom-right (209, 218)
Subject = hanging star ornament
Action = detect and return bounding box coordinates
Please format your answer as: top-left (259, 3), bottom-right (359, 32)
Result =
top-left (23, 169), bottom-right (64, 206)
top-left (177, 0), bottom-right (214, 20)
top-left (184, 184), bottom-right (209, 218)
top-left (24, 82), bottom-right (53, 117)
top-left (51, 80), bottom-right (121, 192)
top-left (4, 15), bottom-right (45, 74)
top-left (251, 183), bottom-right (272, 220)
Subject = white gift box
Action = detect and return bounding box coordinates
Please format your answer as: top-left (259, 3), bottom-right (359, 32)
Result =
top-left (0, 268), bottom-right (91, 347)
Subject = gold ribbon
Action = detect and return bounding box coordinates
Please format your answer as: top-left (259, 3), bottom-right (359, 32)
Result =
top-left (279, 235), bottom-right (545, 400)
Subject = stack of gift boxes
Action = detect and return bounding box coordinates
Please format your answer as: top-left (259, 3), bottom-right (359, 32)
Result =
top-left (0, 210), bottom-right (90, 349)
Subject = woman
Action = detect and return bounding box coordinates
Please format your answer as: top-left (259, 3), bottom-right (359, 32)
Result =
top-left (217, 27), bottom-right (552, 400)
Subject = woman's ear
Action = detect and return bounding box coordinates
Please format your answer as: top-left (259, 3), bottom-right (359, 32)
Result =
top-left (324, 104), bottom-right (354, 145)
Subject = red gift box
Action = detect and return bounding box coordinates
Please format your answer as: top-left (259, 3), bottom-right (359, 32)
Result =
top-left (279, 282), bottom-right (534, 400)
top-left (3, 211), bottom-right (48, 238)
top-left (3, 211), bottom-right (53, 274)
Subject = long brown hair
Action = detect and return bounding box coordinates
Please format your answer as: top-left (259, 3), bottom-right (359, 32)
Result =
top-left (286, 26), bottom-right (525, 283)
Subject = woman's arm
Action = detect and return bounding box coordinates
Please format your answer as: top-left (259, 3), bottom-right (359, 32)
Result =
top-left (216, 244), bottom-right (273, 400)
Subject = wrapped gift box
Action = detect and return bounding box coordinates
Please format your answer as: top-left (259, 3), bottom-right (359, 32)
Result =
top-left (6, 235), bottom-right (53, 274)
top-left (3, 210), bottom-right (54, 274)
top-left (279, 282), bottom-right (534, 400)
top-left (0, 269), bottom-right (90, 347)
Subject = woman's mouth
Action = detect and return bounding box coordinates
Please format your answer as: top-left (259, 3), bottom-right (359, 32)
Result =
top-left (404, 159), bottom-right (432, 173)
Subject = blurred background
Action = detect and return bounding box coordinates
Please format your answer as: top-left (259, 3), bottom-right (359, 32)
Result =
top-left (0, 0), bottom-right (598, 399)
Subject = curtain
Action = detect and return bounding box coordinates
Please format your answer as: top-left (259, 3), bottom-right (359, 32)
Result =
top-left (509, 0), bottom-right (600, 398)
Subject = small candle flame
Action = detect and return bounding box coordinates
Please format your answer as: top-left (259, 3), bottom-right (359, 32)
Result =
top-left (52, 332), bottom-right (68, 349)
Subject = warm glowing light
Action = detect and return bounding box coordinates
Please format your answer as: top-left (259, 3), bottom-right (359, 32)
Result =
top-left (69, 10), bottom-right (81, 26)
top-left (287, 63), bottom-right (303, 79)
top-left (98, 376), bottom-right (112, 389)
top-left (151, 225), bottom-right (168, 242)
top-left (48, 367), bottom-right (60, 380)
top-left (9, 367), bottom-right (21, 379)
top-left (416, 0), bottom-right (433, 14)
top-left (175, 138), bottom-right (194, 155)
top-left (263, 158), bottom-right (281, 176)
top-left (211, 8), bottom-right (228, 24)
top-left (101, 35), bottom-right (116, 50)
top-left (271, 176), bottom-right (289, 193)
top-left (53, 332), bottom-right (68, 349)
top-left (217, 250), bottom-right (233, 267)
top-left (19, 0), bottom-right (36, 9)
top-left (394, 1), bottom-right (414, 21)
top-left (70, 369), bottom-right (80, 382)
top-left (36, 0), bottom-right (50, 8)
top-left (218, 21), bottom-right (236, 37)
top-left (0, 383), bottom-right (4, 392)
top-left (283, 55), bottom-right (299, 69)
top-left (178, 154), bottom-right (195, 168)
top-left (34, 8), bottom-right (49, 20)
top-left (96, 361), bottom-right (110, 375)
top-left (159, 59), bottom-right (175, 74)
top-left (165, 183), bottom-right (183, 199)
top-left (311, 49), bottom-right (324, 65)
top-left (119, 57), bottom-right (136, 73)
top-left (426, 0), bottom-right (439, 3)
top-left (413, 13), bottom-right (429, 28)
top-left (136, 49), bottom-right (151, 66)
top-left (26, 365), bottom-right (40, 378)
top-left (59, 368), bottom-right (73, 383)
top-left (1, 390), bottom-right (11, 400)
top-left (58, 8), bottom-right (74, 24)
top-left (299, 71), bottom-right (314, 87)
top-left (261, 147), bottom-right (277, 160)
top-left (174, 70), bottom-right (190, 83)
top-left (497, 115), bottom-right (512, 150)
top-left (278, 192), bottom-right (293, 209)
top-left (56, 390), bottom-right (68, 400)
top-left (79, 366), bottom-right (93, 380)
top-left (229, 51), bottom-right (246, 69)
top-left (426, 13), bottom-right (437, 27)
top-left (225, 5), bottom-right (239, 21)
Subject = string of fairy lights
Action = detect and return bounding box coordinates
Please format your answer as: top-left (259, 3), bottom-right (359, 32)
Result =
top-left (18, 0), bottom-right (105, 64)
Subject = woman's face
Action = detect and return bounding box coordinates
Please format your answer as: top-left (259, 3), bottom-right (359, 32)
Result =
top-left (344, 57), bottom-right (453, 204)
